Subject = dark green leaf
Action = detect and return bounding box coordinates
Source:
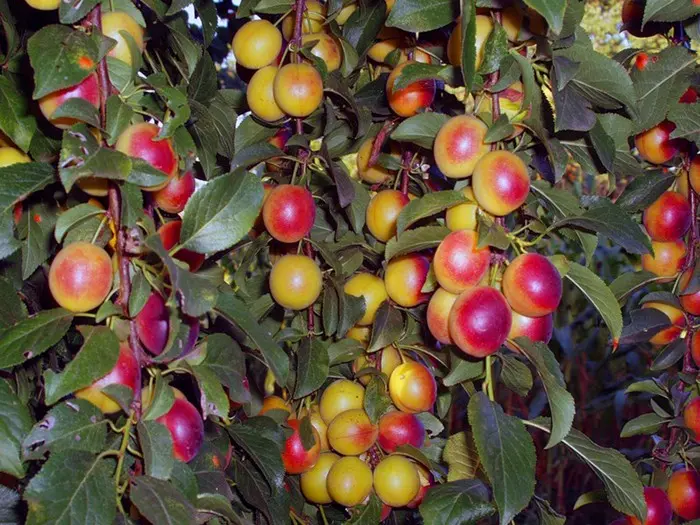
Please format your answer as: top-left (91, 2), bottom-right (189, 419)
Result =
top-left (391, 112), bottom-right (450, 149)
top-left (386, 0), bottom-right (459, 32)
top-left (0, 76), bottom-right (37, 152)
top-left (368, 302), bottom-right (403, 352)
top-left (327, 338), bottom-right (365, 366)
top-left (0, 308), bottom-right (74, 369)
top-left (294, 338), bottom-right (329, 399)
top-left (443, 351), bottom-right (485, 387)
top-left (130, 476), bottom-right (196, 525)
top-left (616, 170), bottom-right (676, 213)
top-left (228, 423), bottom-right (285, 490)
top-left (137, 421), bottom-right (174, 480)
top-left (620, 413), bottom-right (665, 438)
top-left (0, 162), bottom-right (56, 216)
top-left (619, 308), bottom-right (671, 345)
top-left (651, 338), bottom-right (686, 371)
top-left (523, 0), bottom-right (565, 33)
top-left (54, 204), bottom-right (105, 243)
top-left (668, 101), bottom-right (700, 147)
top-left (342, 1), bottom-right (386, 58)
top-left (0, 380), bottom-right (32, 477)
top-left (420, 479), bottom-right (496, 525)
top-left (364, 377), bottom-right (392, 424)
top-left (105, 96), bottom-right (134, 146)
top-left (386, 225), bottom-right (450, 260)
top-left (498, 354), bottom-right (532, 397)
top-left (397, 191), bottom-right (466, 234)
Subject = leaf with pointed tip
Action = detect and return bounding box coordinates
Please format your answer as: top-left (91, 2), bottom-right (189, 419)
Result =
top-left (130, 476), bottom-right (196, 525)
top-left (137, 421), bottom-right (174, 480)
top-left (420, 479), bottom-right (496, 525)
top-left (0, 379), bottom-right (32, 477)
top-left (0, 308), bottom-right (74, 369)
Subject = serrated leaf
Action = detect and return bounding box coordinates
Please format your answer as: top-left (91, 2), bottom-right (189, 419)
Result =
top-left (616, 170), bottom-right (676, 213)
top-left (0, 277), bottom-right (27, 330)
top-left (197, 333), bottom-right (249, 404)
top-left (419, 479), bottom-right (496, 525)
top-left (565, 262), bottom-right (623, 343)
top-left (386, 225), bottom-right (450, 260)
top-left (342, 1), bottom-right (386, 58)
top-left (21, 202), bottom-right (57, 279)
top-left (391, 113), bottom-right (450, 149)
top-left (619, 308), bottom-right (671, 345)
top-left (368, 302), bottom-right (403, 352)
top-left (386, 0), bottom-right (458, 32)
top-left (294, 338), bottom-right (329, 399)
top-left (327, 338), bottom-right (365, 366)
top-left (468, 392), bottom-right (535, 525)
top-left (668, 101), bottom-right (700, 146)
top-left (228, 423), bottom-right (284, 490)
top-left (610, 270), bottom-right (661, 303)
top-left (364, 376), bottom-right (392, 423)
top-left (443, 431), bottom-right (480, 481)
top-left (138, 421), bottom-right (174, 480)
top-left (625, 379), bottom-right (667, 397)
top-left (620, 413), bottom-right (665, 438)
top-left (105, 95), bottom-right (134, 146)
top-left (0, 162), bottom-right (56, 216)
top-left (443, 351), bottom-right (485, 387)
top-left (513, 339), bottom-right (574, 448)
top-left (0, 380), bottom-right (32, 477)
top-left (643, 0), bottom-right (700, 25)
top-left (397, 191), bottom-right (465, 234)
top-left (0, 308), bottom-right (74, 369)
top-left (651, 338), bottom-right (686, 371)
top-left (498, 354), bottom-right (533, 397)
top-left (523, 0), bottom-right (565, 33)
top-left (130, 476), bottom-right (196, 525)
top-left (54, 204), bottom-right (105, 243)
top-left (0, 76), bottom-right (37, 152)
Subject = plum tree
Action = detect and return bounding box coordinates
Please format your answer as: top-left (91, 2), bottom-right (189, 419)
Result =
top-left (433, 116), bottom-right (490, 179)
top-left (502, 253), bottom-right (563, 317)
top-left (433, 229), bottom-right (490, 293)
top-left (262, 184), bottom-right (316, 243)
top-left (366, 189), bottom-right (410, 242)
top-left (472, 150), bottom-right (530, 216)
top-left (273, 63), bottom-right (324, 117)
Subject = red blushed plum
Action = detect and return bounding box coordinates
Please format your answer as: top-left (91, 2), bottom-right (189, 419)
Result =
top-left (427, 288), bottom-right (458, 344)
top-left (386, 61), bottom-right (436, 118)
top-left (378, 411), bottom-right (425, 452)
top-left (635, 121), bottom-right (683, 165)
top-left (641, 240), bottom-right (687, 280)
top-left (627, 487), bottom-right (673, 525)
top-left (384, 254), bottom-right (431, 308)
top-left (508, 311), bottom-right (553, 344)
top-left (158, 220), bottom-right (206, 272)
top-left (388, 362), bottom-right (437, 414)
top-left (642, 301), bottom-right (686, 346)
top-left (262, 184), bottom-right (316, 243)
top-left (327, 409), bottom-right (379, 456)
top-left (116, 123), bottom-right (179, 189)
top-left (685, 397), bottom-right (700, 440)
top-left (433, 230), bottom-right (491, 294)
top-left (668, 469), bottom-right (700, 520)
top-left (38, 73), bottom-right (100, 129)
top-left (282, 418), bottom-right (321, 474)
top-left (156, 388), bottom-right (204, 463)
top-left (679, 268), bottom-right (700, 315)
top-left (642, 191), bottom-right (691, 242)
top-left (449, 287), bottom-right (512, 358)
top-left (135, 292), bottom-right (199, 356)
top-left (366, 190), bottom-right (410, 242)
top-left (48, 242), bottom-right (113, 313)
top-left (153, 171), bottom-right (196, 214)
top-left (75, 342), bottom-right (139, 414)
top-left (472, 150), bottom-right (530, 216)
top-left (433, 115), bottom-right (490, 179)
top-left (502, 253), bottom-right (562, 317)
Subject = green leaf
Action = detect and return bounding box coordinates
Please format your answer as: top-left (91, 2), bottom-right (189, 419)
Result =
top-left (54, 204), bottom-right (104, 243)
top-left (0, 162), bottom-right (56, 216)
top-left (347, 493), bottom-right (383, 524)
top-left (368, 302), bottom-right (403, 352)
top-left (0, 380), bottom-right (32, 477)
top-left (233, 458), bottom-right (289, 525)
top-left (616, 170), bottom-right (675, 213)
top-left (397, 191), bottom-right (466, 234)
top-left (535, 498), bottom-right (566, 525)
top-left (128, 158), bottom-right (170, 189)
top-left (21, 202), bottom-right (57, 279)
top-left (228, 423), bottom-right (285, 490)
top-left (44, 326), bottom-right (120, 406)
top-left (233, 116), bottom-right (277, 153)
top-left (610, 270), bottom-right (660, 303)
top-left (442, 431), bottom-right (480, 481)
top-left (620, 413), bottom-right (665, 438)
top-left (651, 338), bottom-right (686, 371)
top-left (391, 63), bottom-right (454, 91)
top-left (524, 418), bottom-right (646, 522)
top-left (668, 101), bottom-right (700, 147)
top-left (477, 215), bottom-right (510, 250)
top-left (0, 308), bottom-right (74, 369)
top-left (0, 277), bottom-right (27, 330)
top-left (294, 338), bottom-right (329, 399)
top-left (327, 338), bottom-right (365, 366)
top-left (625, 379), bottom-right (667, 397)
top-left (130, 476), bottom-right (196, 525)
top-left (180, 170), bottom-right (263, 254)
top-left (643, 0), bottom-right (700, 24)
top-left (59, 0), bottom-right (99, 23)
top-left (478, 21), bottom-right (508, 75)
top-left (215, 291), bottom-right (289, 387)
top-left (143, 373), bottom-right (175, 421)
top-left (565, 262), bottom-right (623, 343)
top-left (420, 479), bottom-right (496, 525)
top-left (468, 392), bottom-right (535, 525)
top-left (196, 333), bottom-right (249, 403)
top-left (391, 112), bottom-right (450, 149)
top-left (50, 98), bottom-right (100, 128)
top-left (523, 0), bottom-right (566, 33)
top-left (513, 339), bottom-right (575, 448)
top-left (23, 399), bottom-right (106, 459)
top-left (460, 0), bottom-right (477, 91)
top-left (105, 95), bottom-right (134, 146)
top-left (25, 451), bottom-right (116, 525)
top-left (0, 76), bottom-right (37, 152)
top-left (620, 308), bottom-right (671, 345)
top-left (386, 0), bottom-right (459, 33)
top-left (364, 377), bottom-right (393, 424)
top-left (443, 351), bottom-right (485, 387)
top-left (137, 421), bottom-right (175, 480)
top-left (485, 114), bottom-right (516, 143)
top-left (0, 212), bottom-right (20, 261)
top-left (345, 179), bottom-right (369, 235)
top-left (498, 354), bottom-right (533, 397)
top-left (28, 25), bottom-right (98, 99)
top-left (342, 1), bottom-right (386, 58)
top-left (386, 225), bottom-right (450, 260)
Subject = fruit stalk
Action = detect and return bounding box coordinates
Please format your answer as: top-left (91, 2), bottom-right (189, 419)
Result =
top-left (368, 118), bottom-right (399, 168)
top-left (399, 150), bottom-right (411, 196)
top-left (292, 0), bottom-right (306, 64)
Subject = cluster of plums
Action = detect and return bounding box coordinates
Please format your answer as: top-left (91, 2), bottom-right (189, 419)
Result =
top-left (261, 365), bottom-right (436, 515)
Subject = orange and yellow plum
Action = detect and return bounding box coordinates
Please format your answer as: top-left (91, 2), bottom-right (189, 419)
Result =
top-left (259, 395), bottom-right (291, 416)
top-left (300, 452), bottom-right (339, 504)
top-left (389, 362), bottom-right (437, 413)
top-left (281, 0), bottom-right (326, 39)
top-left (154, 171), bottom-right (196, 214)
top-left (374, 455), bottom-right (420, 508)
top-left (686, 397), bottom-right (700, 440)
top-left (352, 346), bottom-right (401, 385)
top-left (433, 116), bottom-right (490, 179)
top-left (445, 186), bottom-right (479, 231)
top-left (679, 268), bottom-right (700, 316)
top-left (427, 287), bottom-right (458, 344)
top-left (269, 254), bottom-right (322, 310)
top-left (384, 254), bottom-right (431, 308)
top-left (447, 15), bottom-right (493, 69)
top-left (344, 273), bottom-right (388, 325)
top-left (689, 155), bottom-right (700, 194)
top-left (641, 301), bottom-right (686, 346)
top-left (247, 66), bottom-right (286, 123)
top-left (38, 74), bottom-right (100, 129)
top-left (232, 19), bottom-right (283, 70)
top-left (101, 12), bottom-right (145, 66)
top-left (25, 0), bottom-right (60, 9)
top-left (282, 418), bottom-right (321, 474)
top-left (49, 242), bottom-right (112, 313)
top-left (356, 138), bottom-right (399, 184)
top-left (641, 240), bottom-right (687, 279)
top-left (433, 229), bottom-right (490, 294)
top-left (158, 220), bottom-right (206, 272)
top-left (75, 342), bottom-right (139, 414)
top-left (0, 147), bottom-right (30, 167)
top-left (386, 61), bottom-right (436, 118)
top-left (643, 191), bottom-right (691, 242)
top-left (326, 456), bottom-right (373, 507)
top-left (319, 379), bottom-right (365, 423)
top-left (366, 189), bottom-right (410, 242)
top-left (116, 123), bottom-right (178, 189)
top-left (449, 286), bottom-right (512, 357)
top-left (155, 388), bottom-right (204, 463)
top-left (262, 184), bottom-right (316, 243)
top-left (502, 253), bottom-right (562, 317)
top-left (635, 121), bottom-right (683, 165)
top-left (273, 63), bottom-right (324, 118)
top-left (378, 411), bottom-right (425, 452)
top-left (472, 150), bottom-right (530, 216)
top-left (298, 404), bottom-right (329, 451)
top-left (668, 469), bottom-right (700, 520)
top-left (302, 33), bottom-right (342, 72)
top-left (327, 408), bottom-right (378, 456)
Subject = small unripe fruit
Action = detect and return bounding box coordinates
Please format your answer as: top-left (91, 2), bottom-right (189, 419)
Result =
top-left (0, 147), bottom-right (30, 167)
top-left (247, 66), bottom-right (285, 122)
top-left (344, 273), bottom-right (388, 326)
top-left (269, 254), bottom-right (322, 310)
top-left (386, 61), bottom-right (436, 118)
top-left (232, 20), bottom-right (283, 70)
top-left (282, 418), bottom-right (321, 474)
top-left (449, 286), bottom-right (512, 357)
top-left (686, 397), bottom-right (700, 440)
top-left (116, 123), bottom-right (178, 186)
top-left (25, 0), bottom-right (60, 9)
top-left (502, 253), bottom-right (562, 317)
top-left (433, 229), bottom-right (490, 294)
top-left (447, 16), bottom-right (493, 69)
top-left (641, 302), bottom-right (685, 346)
top-left (101, 12), bottom-right (145, 66)
top-left (389, 362), bottom-right (437, 413)
top-left (679, 268), bottom-right (700, 316)
top-left (446, 186), bottom-right (479, 231)
top-left (153, 171), bottom-right (196, 214)
top-left (75, 342), bottom-right (139, 414)
top-left (427, 287), bottom-right (458, 344)
top-left (668, 469), bottom-right (700, 520)
top-left (434, 116), bottom-right (490, 179)
top-left (158, 220), bottom-right (206, 272)
top-left (155, 388), bottom-right (204, 463)
top-left (366, 190), bottom-right (410, 242)
top-left (259, 395), bottom-right (291, 416)
top-left (356, 138), bottom-right (397, 184)
top-left (302, 33), bottom-right (342, 72)
top-left (49, 242), bottom-right (113, 313)
top-left (273, 63), bottom-right (324, 118)
top-left (641, 240), bottom-right (687, 279)
top-left (281, 0), bottom-right (326, 39)
top-left (326, 456), bottom-right (373, 507)
top-left (472, 150), bottom-right (530, 216)
top-left (262, 184), bottom-right (316, 243)
top-left (635, 121), bottom-right (682, 165)
top-left (643, 191), bottom-right (691, 242)
top-left (509, 312), bottom-right (553, 345)
top-left (319, 379), bottom-right (365, 423)
top-left (627, 487), bottom-right (673, 525)
top-left (327, 408), bottom-right (378, 456)
top-left (373, 455), bottom-right (420, 507)
top-left (378, 411), bottom-right (425, 452)
top-left (300, 452), bottom-right (339, 504)
top-left (38, 74), bottom-right (100, 129)
top-left (384, 254), bottom-right (431, 308)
